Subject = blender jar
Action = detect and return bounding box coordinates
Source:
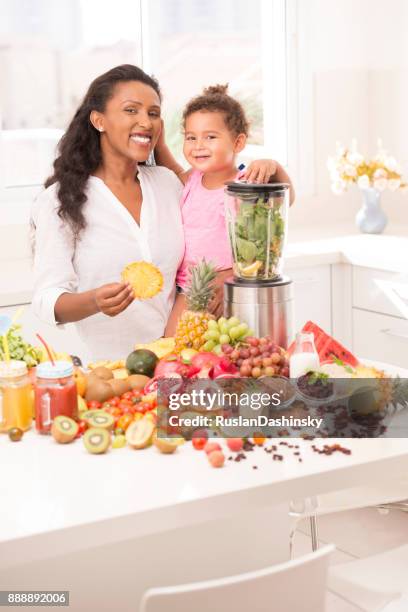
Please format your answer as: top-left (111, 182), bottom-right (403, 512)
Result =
top-left (224, 182), bottom-right (289, 281)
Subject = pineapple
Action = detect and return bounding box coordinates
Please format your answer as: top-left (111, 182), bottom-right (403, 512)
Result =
top-left (122, 261), bottom-right (163, 299)
top-left (175, 260), bottom-right (217, 352)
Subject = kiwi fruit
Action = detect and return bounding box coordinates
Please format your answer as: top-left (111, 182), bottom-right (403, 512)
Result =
top-left (126, 418), bottom-right (155, 449)
top-left (90, 366), bottom-right (114, 381)
top-left (86, 411), bottom-right (114, 431)
top-left (83, 427), bottom-right (111, 454)
top-left (108, 378), bottom-right (131, 397)
top-left (85, 378), bottom-right (114, 403)
top-left (128, 374), bottom-right (150, 391)
top-left (51, 416), bottom-right (79, 443)
top-left (152, 430), bottom-right (178, 454)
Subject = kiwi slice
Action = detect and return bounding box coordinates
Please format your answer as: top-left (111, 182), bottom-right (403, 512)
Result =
top-left (83, 427), bottom-right (111, 454)
top-left (152, 430), bottom-right (179, 454)
top-left (86, 411), bottom-right (114, 430)
top-left (126, 418), bottom-right (154, 449)
top-left (81, 410), bottom-right (99, 423)
top-left (51, 416), bottom-right (79, 444)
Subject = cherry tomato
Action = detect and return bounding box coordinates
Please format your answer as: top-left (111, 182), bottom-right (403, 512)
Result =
top-left (117, 414), bottom-right (133, 431)
top-left (75, 420), bottom-right (88, 438)
top-left (121, 391), bottom-right (133, 401)
top-left (121, 405), bottom-right (136, 416)
top-left (132, 389), bottom-right (142, 398)
top-left (132, 395), bottom-right (142, 404)
top-left (253, 433), bottom-right (266, 446)
top-left (135, 402), bottom-right (150, 414)
top-left (87, 400), bottom-right (102, 409)
top-left (106, 406), bottom-right (122, 418)
top-left (119, 401), bottom-right (132, 411)
top-left (109, 397), bottom-right (120, 407)
top-left (192, 437), bottom-right (207, 450)
top-left (102, 402), bottom-right (111, 410)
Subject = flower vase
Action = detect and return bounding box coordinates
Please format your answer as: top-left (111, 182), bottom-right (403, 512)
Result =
top-left (355, 188), bottom-right (387, 234)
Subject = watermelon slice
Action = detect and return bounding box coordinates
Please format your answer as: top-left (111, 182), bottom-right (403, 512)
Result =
top-left (288, 321), bottom-right (359, 367)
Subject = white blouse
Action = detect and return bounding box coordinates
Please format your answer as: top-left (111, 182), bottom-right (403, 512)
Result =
top-left (31, 165), bottom-right (184, 361)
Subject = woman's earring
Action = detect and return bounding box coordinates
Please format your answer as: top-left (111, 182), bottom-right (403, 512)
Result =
top-left (99, 127), bottom-right (104, 133)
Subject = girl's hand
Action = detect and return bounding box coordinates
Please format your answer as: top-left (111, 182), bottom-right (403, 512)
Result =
top-left (94, 282), bottom-right (134, 317)
top-left (208, 269), bottom-right (232, 319)
top-left (243, 159), bottom-right (278, 184)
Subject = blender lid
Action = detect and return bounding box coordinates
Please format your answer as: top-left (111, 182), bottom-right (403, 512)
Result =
top-left (225, 181), bottom-right (289, 195)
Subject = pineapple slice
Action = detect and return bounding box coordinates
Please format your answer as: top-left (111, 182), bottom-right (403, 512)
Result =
top-left (122, 261), bottom-right (163, 299)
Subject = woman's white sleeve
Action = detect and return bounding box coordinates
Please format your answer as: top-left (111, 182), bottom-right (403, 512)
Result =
top-left (31, 191), bottom-right (79, 326)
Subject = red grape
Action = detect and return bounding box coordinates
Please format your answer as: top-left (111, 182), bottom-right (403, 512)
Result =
top-left (281, 366), bottom-right (289, 378)
top-left (240, 348), bottom-right (250, 359)
top-left (271, 352), bottom-right (281, 364)
top-left (230, 349), bottom-right (240, 361)
top-left (236, 358), bottom-right (244, 367)
top-left (251, 367), bottom-right (262, 378)
top-left (262, 357), bottom-right (273, 367)
top-left (264, 366), bottom-right (275, 376)
top-left (259, 337), bottom-right (268, 345)
top-left (249, 347), bottom-right (260, 357)
top-left (240, 365), bottom-right (252, 377)
top-left (246, 337), bottom-right (260, 347)
top-left (222, 344), bottom-right (233, 354)
top-left (253, 356), bottom-right (263, 367)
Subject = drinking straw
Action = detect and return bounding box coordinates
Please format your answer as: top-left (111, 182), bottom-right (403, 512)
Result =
top-left (36, 333), bottom-right (55, 367)
top-left (11, 306), bottom-right (24, 325)
top-left (2, 334), bottom-right (10, 363)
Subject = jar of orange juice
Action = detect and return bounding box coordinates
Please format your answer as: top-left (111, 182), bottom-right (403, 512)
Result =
top-left (0, 360), bottom-right (33, 432)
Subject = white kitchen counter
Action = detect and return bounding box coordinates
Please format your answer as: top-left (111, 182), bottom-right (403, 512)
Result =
top-left (2, 233), bottom-right (408, 308)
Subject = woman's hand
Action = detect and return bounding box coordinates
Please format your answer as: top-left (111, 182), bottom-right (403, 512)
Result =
top-left (243, 159), bottom-right (278, 184)
top-left (94, 282), bottom-right (134, 317)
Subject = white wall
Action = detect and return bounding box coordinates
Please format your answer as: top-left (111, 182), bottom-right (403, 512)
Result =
top-left (289, 0), bottom-right (408, 237)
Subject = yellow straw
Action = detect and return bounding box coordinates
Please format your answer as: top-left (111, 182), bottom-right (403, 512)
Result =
top-left (11, 306), bottom-right (24, 325)
top-left (2, 334), bottom-right (10, 363)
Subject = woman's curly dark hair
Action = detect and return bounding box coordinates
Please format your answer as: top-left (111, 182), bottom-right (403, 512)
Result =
top-left (182, 83), bottom-right (249, 137)
top-left (45, 64), bottom-right (161, 239)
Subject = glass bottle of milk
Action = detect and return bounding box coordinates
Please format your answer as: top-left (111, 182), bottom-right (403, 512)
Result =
top-left (289, 332), bottom-right (320, 378)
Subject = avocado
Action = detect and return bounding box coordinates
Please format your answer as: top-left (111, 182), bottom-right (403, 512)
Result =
top-left (126, 349), bottom-right (158, 377)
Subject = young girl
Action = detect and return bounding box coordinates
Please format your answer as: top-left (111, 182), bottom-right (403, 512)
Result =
top-left (155, 84), bottom-right (295, 333)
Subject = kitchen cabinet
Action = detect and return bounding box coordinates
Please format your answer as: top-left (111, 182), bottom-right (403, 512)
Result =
top-left (352, 309), bottom-right (408, 367)
top-left (352, 266), bottom-right (408, 368)
top-left (288, 264), bottom-right (332, 334)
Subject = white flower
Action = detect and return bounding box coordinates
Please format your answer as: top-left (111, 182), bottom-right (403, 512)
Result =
top-left (373, 178), bottom-right (388, 191)
top-left (331, 179), bottom-right (347, 195)
top-left (388, 178), bottom-right (401, 191)
top-left (384, 156), bottom-right (399, 172)
top-left (357, 174), bottom-right (370, 189)
top-left (344, 164), bottom-right (357, 177)
top-left (374, 168), bottom-right (387, 179)
top-left (346, 152), bottom-right (364, 166)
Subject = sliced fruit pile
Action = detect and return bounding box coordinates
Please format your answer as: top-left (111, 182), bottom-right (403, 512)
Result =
top-left (288, 321), bottom-right (359, 367)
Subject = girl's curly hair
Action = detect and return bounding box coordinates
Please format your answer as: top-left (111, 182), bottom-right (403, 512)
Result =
top-left (45, 64), bottom-right (161, 239)
top-left (182, 83), bottom-right (249, 137)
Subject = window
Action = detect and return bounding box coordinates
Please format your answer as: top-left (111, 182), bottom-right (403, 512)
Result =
top-left (0, 0), bottom-right (289, 199)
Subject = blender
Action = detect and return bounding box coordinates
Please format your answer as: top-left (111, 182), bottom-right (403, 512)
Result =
top-left (223, 181), bottom-right (294, 348)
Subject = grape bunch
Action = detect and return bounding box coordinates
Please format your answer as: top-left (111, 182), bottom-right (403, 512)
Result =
top-left (202, 317), bottom-right (254, 354)
top-left (222, 336), bottom-right (290, 378)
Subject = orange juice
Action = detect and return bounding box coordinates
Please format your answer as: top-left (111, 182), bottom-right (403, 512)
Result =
top-left (0, 360), bottom-right (33, 432)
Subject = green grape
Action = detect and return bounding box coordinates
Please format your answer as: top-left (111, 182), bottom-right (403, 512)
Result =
top-left (207, 319), bottom-right (219, 330)
top-left (112, 435), bottom-right (127, 449)
top-left (227, 316), bottom-right (240, 328)
top-left (243, 328), bottom-right (255, 338)
top-left (229, 326), bottom-right (242, 340)
top-left (219, 323), bottom-right (229, 336)
top-left (219, 334), bottom-right (230, 345)
top-left (212, 344), bottom-right (223, 355)
top-left (203, 340), bottom-right (216, 351)
top-left (217, 317), bottom-right (227, 327)
top-left (235, 323), bottom-right (249, 338)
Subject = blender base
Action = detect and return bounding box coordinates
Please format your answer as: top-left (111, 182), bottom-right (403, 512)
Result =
top-left (223, 276), bottom-right (294, 349)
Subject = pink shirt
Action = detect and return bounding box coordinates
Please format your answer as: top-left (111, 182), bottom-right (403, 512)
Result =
top-left (176, 169), bottom-right (235, 289)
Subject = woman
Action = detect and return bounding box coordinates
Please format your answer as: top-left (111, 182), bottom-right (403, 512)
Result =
top-left (31, 64), bottom-right (184, 360)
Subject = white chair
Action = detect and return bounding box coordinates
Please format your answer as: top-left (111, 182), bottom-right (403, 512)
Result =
top-left (290, 479), bottom-right (408, 554)
top-left (140, 544), bottom-right (334, 612)
top-left (329, 543), bottom-right (408, 612)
